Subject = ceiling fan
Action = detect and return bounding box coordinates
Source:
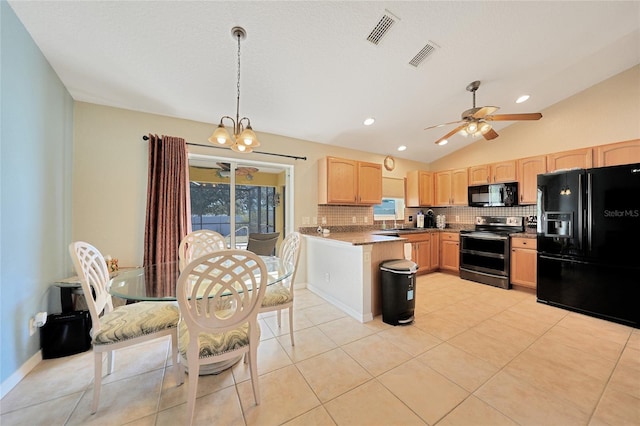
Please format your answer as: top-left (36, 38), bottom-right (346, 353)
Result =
top-left (216, 162), bottom-right (259, 180)
top-left (425, 80), bottom-right (542, 145)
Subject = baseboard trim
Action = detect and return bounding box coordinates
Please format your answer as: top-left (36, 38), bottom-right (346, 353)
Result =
top-left (0, 350), bottom-right (42, 399)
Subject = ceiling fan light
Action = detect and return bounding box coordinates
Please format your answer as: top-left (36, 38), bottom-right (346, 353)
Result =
top-left (479, 123), bottom-right (492, 134)
top-left (436, 139), bottom-right (448, 146)
top-left (466, 122), bottom-right (478, 134)
top-left (209, 124), bottom-right (233, 146)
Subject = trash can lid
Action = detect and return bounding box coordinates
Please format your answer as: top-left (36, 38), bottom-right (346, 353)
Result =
top-left (380, 259), bottom-right (418, 273)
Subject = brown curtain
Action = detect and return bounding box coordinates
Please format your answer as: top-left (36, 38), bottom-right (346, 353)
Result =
top-left (143, 134), bottom-right (190, 295)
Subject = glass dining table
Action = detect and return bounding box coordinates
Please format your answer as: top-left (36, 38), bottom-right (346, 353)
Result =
top-left (108, 255), bottom-right (292, 301)
top-left (54, 256), bottom-right (291, 374)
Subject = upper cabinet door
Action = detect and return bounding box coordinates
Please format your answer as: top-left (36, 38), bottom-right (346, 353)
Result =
top-left (358, 161), bottom-right (382, 205)
top-left (319, 157), bottom-right (357, 204)
top-left (451, 168), bottom-right (468, 205)
top-left (491, 161), bottom-right (517, 183)
top-left (595, 139), bottom-right (640, 167)
top-left (517, 155), bottom-right (547, 205)
top-left (547, 148), bottom-right (593, 172)
top-left (434, 171), bottom-right (453, 206)
top-left (468, 165), bottom-right (490, 185)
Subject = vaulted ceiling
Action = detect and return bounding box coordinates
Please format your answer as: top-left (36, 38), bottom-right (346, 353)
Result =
top-left (9, 1), bottom-right (640, 162)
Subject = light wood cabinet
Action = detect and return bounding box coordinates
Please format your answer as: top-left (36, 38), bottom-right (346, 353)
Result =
top-left (430, 232), bottom-right (439, 270)
top-left (595, 139), bottom-right (640, 167)
top-left (404, 232), bottom-right (437, 274)
top-left (468, 161), bottom-right (517, 185)
top-left (439, 232), bottom-right (460, 272)
top-left (318, 157), bottom-right (382, 205)
top-left (435, 169), bottom-right (467, 206)
top-left (406, 170), bottom-right (434, 207)
top-left (547, 148), bottom-right (593, 172)
top-left (510, 237), bottom-right (537, 289)
top-left (358, 161), bottom-right (383, 204)
top-left (517, 155), bottom-right (547, 205)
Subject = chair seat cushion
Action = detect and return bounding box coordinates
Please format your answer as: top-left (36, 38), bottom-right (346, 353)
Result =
top-left (261, 284), bottom-right (292, 307)
top-left (92, 302), bottom-right (179, 345)
top-left (178, 321), bottom-right (260, 360)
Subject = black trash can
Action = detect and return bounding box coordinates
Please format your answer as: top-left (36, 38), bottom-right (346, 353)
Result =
top-left (380, 259), bottom-right (418, 326)
top-left (40, 310), bottom-right (92, 359)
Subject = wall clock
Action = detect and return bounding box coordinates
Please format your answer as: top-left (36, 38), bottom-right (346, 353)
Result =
top-left (384, 155), bottom-right (395, 171)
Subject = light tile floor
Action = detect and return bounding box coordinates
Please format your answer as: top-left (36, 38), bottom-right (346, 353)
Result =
top-left (2, 272), bottom-right (639, 425)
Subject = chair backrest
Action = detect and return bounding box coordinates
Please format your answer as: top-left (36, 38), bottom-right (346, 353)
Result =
top-left (68, 241), bottom-right (113, 331)
top-left (178, 230), bottom-right (226, 271)
top-left (246, 232), bottom-right (280, 256)
top-left (278, 232), bottom-right (301, 289)
top-left (176, 250), bottom-right (268, 335)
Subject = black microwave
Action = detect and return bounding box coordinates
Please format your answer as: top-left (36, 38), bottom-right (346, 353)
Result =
top-left (468, 182), bottom-right (518, 207)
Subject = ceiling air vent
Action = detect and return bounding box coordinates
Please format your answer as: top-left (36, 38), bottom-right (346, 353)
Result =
top-left (366, 11), bottom-right (399, 45)
top-left (409, 41), bottom-right (439, 67)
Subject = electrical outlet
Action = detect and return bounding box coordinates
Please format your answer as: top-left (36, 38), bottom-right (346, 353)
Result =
top-left (29, 317), bottom-right (36, 336)
top-left (321, 217), bottom-right (327, 224)
top-left (302, 216), bottom-right (310, 225)
top-left (312, 217), bottom-right (317, 225)
top-left (352, 216), bottom-right (357, 223)
top-left (456, 215), bottom-right (460, 222)
top-left (364, 216), bottom-right (368, 223)
top-left (324, 272), bottom-right (330, 282)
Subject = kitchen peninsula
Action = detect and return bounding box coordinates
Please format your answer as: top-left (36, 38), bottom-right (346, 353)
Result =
top-left (304, 232), bottom-right (406, 322)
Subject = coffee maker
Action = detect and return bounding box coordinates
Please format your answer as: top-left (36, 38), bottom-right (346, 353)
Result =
top-left (425, 209), bottom-right (435, 228)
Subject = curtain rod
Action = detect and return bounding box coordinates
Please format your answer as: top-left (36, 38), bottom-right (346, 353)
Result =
top-left (141, 135), bottom-right (307, 161)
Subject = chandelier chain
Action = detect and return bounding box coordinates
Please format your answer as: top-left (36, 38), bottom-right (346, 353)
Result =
top-left (235, 31), bottom-right (241, 129)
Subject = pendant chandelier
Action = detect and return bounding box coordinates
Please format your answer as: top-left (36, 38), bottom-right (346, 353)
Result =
top-left (208, 26), bottom-right (260, 153)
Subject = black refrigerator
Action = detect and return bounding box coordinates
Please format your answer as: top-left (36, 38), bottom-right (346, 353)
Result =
top-left (537, 163), bottom-right (640, 328)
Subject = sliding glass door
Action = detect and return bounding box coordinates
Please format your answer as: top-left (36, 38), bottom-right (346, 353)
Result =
top-left (188, 155), bottom-right (291, 249)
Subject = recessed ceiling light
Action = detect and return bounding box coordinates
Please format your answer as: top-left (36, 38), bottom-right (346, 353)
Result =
top-left (363, 117), bottom-right (375, 126)
top-left (437, 139), bottom-right (448, 146)
top-left (397, 145), bottom-right (407, 151)
top-left (516, 95), bottom-right (530, 104)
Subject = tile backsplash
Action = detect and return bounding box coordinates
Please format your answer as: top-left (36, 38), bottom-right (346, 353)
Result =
top-left (309, 204), bottom-right (537, 229)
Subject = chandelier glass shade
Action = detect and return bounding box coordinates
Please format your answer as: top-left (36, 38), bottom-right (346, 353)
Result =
top-left (207, 26), bottom-right (260, 153)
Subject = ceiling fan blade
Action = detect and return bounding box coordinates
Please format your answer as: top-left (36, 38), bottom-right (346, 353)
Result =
top-left (485, 113), bottom-right (542, 121)
top-left (424, 120), bottom-right (464, 131)
top-left (483, 128), bottom-right (499, 140)
top-left (471, 106), bottom-right (499, 119)
top-left (434, 124), bottom-right (467, 145)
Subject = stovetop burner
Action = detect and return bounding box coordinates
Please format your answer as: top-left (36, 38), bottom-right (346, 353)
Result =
top-left (461, 216), bottom-right (525, 236)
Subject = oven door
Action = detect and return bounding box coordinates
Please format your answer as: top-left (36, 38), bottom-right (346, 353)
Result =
top-left (460, 232), bottom-right (510, 288)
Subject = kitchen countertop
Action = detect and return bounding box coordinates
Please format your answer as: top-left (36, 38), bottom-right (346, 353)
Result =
top-left (304, 232), bottom-right (407, 245)
top-left (303, 227), bottom-right (469, 246)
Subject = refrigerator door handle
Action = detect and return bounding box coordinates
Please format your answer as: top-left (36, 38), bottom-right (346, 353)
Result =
top-left (587, 172), bottom-right (592, 252)
top-left (578, 173), bottom-right (583, 252)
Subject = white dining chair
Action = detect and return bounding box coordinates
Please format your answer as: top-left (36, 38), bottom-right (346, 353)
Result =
top-left (176, 249), bottom-right (267, 426)
top-left (68, 241), bottom-right (182, 414)
top-left (178, 229), bottom-right (226, 272)
top-left (259, 232), bottom-right (301, 346)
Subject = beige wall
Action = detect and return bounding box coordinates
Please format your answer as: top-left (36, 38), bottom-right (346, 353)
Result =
top-left (72, 102), bottom-right (429, 268)
top-left (430, 65), bottom-right (640, 171)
